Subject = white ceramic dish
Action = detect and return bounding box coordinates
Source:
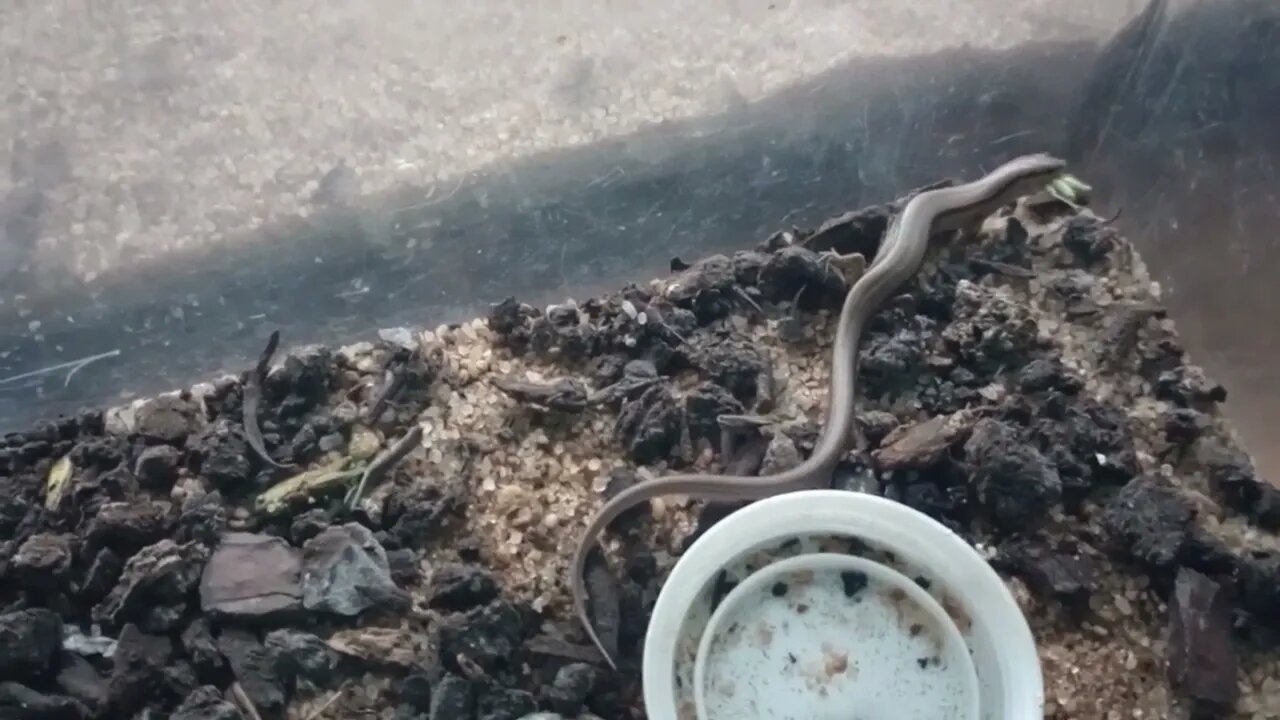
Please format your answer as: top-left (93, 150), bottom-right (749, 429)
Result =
top-left (642, 490), bottom-right (1042, 720)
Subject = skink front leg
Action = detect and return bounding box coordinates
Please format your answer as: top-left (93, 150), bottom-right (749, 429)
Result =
top-left (817, 250), bottom-right (868, 287)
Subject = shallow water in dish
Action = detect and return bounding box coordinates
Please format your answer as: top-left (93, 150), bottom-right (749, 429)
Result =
top-left (670, 533), bottom-right (954, 711)
top-left (693, 554), bottom-right (977, 720)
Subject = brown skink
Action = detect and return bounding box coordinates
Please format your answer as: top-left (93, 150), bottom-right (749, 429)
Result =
top-left (570, 153), bottom-right (1068, 669)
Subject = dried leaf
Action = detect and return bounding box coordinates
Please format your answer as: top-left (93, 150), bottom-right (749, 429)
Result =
top-left (45, 454), bottom-right (74, 510)
top-left (327, 627), bottom-right (433, 668)
top-left (255, 459), bottom-right (362, 516)
top-left (873, 410), bottom-right (982, 470)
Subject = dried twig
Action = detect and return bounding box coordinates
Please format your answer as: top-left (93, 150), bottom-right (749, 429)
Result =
top-left (244, 331), bottom-right (292, 470)
top-left (230, 681), bottom-right (264, 720)
top-left (345, 425), bottom-right (423, 509)
top-left (364, 363), bottom-right (406, 423)
top-left (731, 285), bottom-right (764, 316)
top-left (303, 682), bottom-right (350, 720)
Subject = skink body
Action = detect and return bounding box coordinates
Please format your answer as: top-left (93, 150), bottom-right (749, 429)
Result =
top-left (571, 153), bottom-right (1068, 669)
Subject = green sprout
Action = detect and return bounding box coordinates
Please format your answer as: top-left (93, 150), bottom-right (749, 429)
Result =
top-left (1045, 173), bottom-right (1093, 208)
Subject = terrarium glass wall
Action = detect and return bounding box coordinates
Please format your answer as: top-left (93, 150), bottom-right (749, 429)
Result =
top-left (2, 0), bottom-right (1277, 473)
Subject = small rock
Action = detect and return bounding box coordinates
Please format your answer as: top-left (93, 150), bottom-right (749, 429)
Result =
top-left (964, 419), bottom-right (1061, 531)
top-left (1162, 408), bottom-right (1206, 447)
top-left (429, 675), bottom-right (474, 720)
top-left (690, 340), bottom-right (767, 406)
top-left (386, 548), bottom-right (421, 586)
top-left (267, 348), bottom-right (334, 419)
top-left (478, 686), bottom-right (537, 720)
top-left (190, 421), bottom-right (252, 492)
top-left (397, 673), bottom-right (433, 711)
top-left (162, 661), bottom-right (200, 708)
top-left (855, 410), bottom-right (899, 447)
top-left (615, 385), bottom-right (683, 465)
top-left (0, 608), bottom-right (63, 680)
top-left (760, 431), bottom-right (802, 475)
top-left (682, 382), bottom-right (744, 448)
top-left (386, 488), bottom-right (453, 550)
top-left (200, 533), bottom-right (303, 617)
top-left (1030, 397), bottom-right (1137, 497)
top-left (378, 326), bottom-right (417, 351)
top-left (944, 282), bottom-right (1038, 373)
top-left (61, 628), bottom-right (117, 659)
top-left (0, 682), bottom-right (88, 720)
top-left (487, 298), bottom-right (537, 347)
top-left (136, 395), bottom-right (200, 444)
top-left (11, 532), bottom-right (74, 586)
top-left (902, 483), bottom-right (966, 523)
top-left (544, 662), bottom-right (598, 716)
top-left (1155, 365), bottom-right (1227, 407)
top-left (860, 322), bottom-right (931, 390)
top-left (757, 246), bottom-right (847, 308)
top-left (218, 629), bottom-right (285, 717)
top-left (176, 491), bottom-right (228, 546)
top-left (662, 254), bottom-right (739, 321)
top-left (317, 432), bottom-right (345, 453)
top-left (591, 359), bottom-right (660, 408)
top-left (1102, 475), bottom-right (1196, 574)
top-left (428, 563), bottom-right (500, 612)
top-left (94, 539), bottom-right (209, 630)
top-left (0, 486), bottom-right (32, 538)
top-left (1197, 439), bottom-right (1280, 529)
top-left (264, 629), bottom-right (336, 692)
top-left (588, 354), bottom-right (628, 387)
top-left (288, 509), bottom-right (332, 545)
top-left (329, 400), bottom-right (360, 428)
top-left (108, 624), bottom-right (174, 715)
top-left (1167, 569), bottom-right (1238, 713)
top-left (1060, 215), bottom-right (1117, 266)
top-left (287, 423), bottom-right (321, 463)
top-left (1004, 542), bottom-right (1094, 606)
top-left (302, 523), bottom-right (408, 616)
top-left (80, 545), bottom-right (122, 602)
top-left (598, 467), bottom-right (639, 503)
top-left (66, 465), bottom-right (137, 519)
top-left (85, 501), bottom-right (173, 553)
top-left (832, 456), bottom-right (882, 495)
top-left (384, 489), bottom-right (455, 545)
top-left (134, 445), bottom-right (181, 490)
top-left (69, 437), bottom-right (125, 472)
top-left (171, 686), bottom-right (240, 720)
top-left (1236, 552), bottom-right (1280, 627)
top-left (55, 652), bottom-right (109, 715)
top-left (438, 601), bottom-right (527, 674)
top-left (1017, 358), bottom-right (1080, 394)
top-left (181, 619), bottom-right (226, 679)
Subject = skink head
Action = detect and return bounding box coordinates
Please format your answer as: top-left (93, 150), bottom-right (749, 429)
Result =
top-left (931, 153), bottom-right (1070, 233)
top-left (990, 152), bottom-right (1069, 200)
